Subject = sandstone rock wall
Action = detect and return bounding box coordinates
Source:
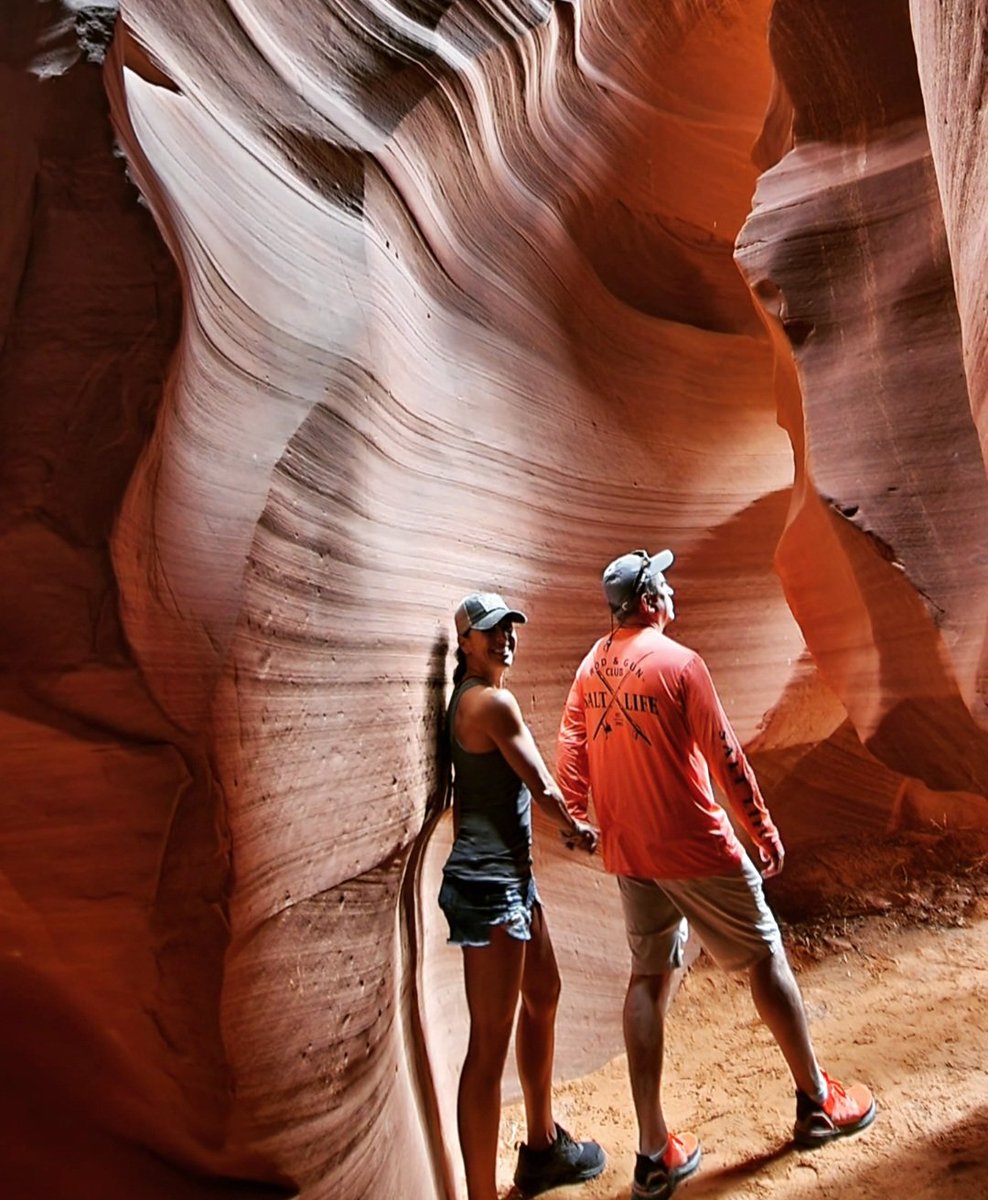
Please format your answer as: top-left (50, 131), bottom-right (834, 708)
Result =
top-left (0, 3), bottom-right (294, 1198)
top-left (0, 2), bottom-right (985, 1198)
top-left (735, 0), bottom-right (988, 818)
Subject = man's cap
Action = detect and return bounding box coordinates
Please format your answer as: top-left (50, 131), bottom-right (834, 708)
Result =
top-left (602, 548), bottom-right (675, 613)
top-left (454, 592), bottom-right (528, 636)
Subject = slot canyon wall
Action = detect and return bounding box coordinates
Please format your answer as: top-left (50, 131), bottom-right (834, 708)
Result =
top-left (0, 1), bottom-right (985, 1198)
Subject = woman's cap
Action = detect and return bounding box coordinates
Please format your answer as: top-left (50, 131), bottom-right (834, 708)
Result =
top-left (454, 592), bottom-right (528, 636)
top-left (602, 548), bottom-right (675, 612)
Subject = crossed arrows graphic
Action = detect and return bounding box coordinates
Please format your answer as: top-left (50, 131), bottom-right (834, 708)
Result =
top-left (591, 652), bottom-right (654, 745)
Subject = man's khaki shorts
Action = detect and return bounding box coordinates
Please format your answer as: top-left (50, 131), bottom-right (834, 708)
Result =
top-left (617, 852), bottom-right (783, 973)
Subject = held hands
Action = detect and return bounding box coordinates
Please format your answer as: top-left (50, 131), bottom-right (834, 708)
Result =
top-left (561, 818), bottom-right (599, 855)
top-left (758, 836), bottom-right (785, 878)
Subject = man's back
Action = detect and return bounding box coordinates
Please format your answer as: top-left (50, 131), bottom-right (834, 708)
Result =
top-left (558, 625), bottom-right (776, 879)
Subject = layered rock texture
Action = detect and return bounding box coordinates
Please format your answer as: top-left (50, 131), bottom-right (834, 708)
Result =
top-left (0, 1), bottom-right (985, 1198)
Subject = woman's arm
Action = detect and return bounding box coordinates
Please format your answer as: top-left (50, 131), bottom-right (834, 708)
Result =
top-left (481, 688), bottom-right (597, 853)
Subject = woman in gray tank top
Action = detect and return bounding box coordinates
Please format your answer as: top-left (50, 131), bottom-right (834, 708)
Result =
top-left (438, 592), bottom-right (604, 1200)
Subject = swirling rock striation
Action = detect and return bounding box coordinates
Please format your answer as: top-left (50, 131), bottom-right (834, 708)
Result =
top-left (0, 2), bottom-right (985, 1199)
top-left (736, 0), bottom-right (988, 803)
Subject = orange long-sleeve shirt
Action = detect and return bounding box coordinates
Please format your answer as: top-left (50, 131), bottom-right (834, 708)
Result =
top-left (557, 625), bottom-right (780, 879)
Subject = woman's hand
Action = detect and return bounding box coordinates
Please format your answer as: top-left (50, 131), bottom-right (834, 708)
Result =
top-left (561, 819), bottom-right (599, 854)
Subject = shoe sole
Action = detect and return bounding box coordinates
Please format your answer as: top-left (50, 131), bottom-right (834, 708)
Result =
top-left (793, 1099), bottom-right (877, 1149)
top-left (630, 1145), bottom-right (702, 1199)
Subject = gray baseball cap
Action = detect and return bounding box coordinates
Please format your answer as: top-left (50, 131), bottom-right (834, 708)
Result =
top-left (602, 548), bottom-right (674, 613)
top-left (454, 592), bottom-right (528, 636)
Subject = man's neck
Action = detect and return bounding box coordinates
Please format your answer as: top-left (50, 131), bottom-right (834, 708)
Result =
top-left (617, 613), bottom-right (667, 632)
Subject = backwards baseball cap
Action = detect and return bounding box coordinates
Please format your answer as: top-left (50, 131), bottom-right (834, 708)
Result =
top-left (454, 592), bottom-right (528, 637)
top-left (602, 548), bottom-right (675, 614)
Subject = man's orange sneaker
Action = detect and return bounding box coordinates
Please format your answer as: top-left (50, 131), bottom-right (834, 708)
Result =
top-left (631, 1131), bottom-right (701, 1198)
top-left (793, 1072), bottom-right (877, 1147)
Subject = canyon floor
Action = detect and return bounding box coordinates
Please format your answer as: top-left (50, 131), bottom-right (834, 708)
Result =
top-left (498, 845), bottom-right (988, 1200)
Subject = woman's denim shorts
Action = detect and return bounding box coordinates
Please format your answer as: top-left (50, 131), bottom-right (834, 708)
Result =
top-left (438, 873), bottom-right (540, 947)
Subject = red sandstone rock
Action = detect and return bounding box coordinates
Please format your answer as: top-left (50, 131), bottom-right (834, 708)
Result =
top-left (1, 3), bottom-right (985, 1199)
top-left (736, 0), bottom-right (988, 797)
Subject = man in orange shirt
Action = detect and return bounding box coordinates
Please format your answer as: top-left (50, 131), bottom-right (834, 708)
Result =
top-left (557, 549), bottom-right (876, 1199)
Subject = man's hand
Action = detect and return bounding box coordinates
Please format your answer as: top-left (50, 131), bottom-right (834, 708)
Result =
top-left (758, 837), bottom-right (785, 878)
top-left (561, 819), bottom-right (599, 854)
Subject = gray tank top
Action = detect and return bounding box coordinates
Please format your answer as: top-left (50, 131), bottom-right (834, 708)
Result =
top-left (443, 677), bottom-right (533, 885)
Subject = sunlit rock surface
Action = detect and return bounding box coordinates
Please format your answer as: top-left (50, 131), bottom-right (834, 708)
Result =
top-left (735, 0), bottom-right (988, 807)
top-left (0, 1), bottom-right (985, 1198)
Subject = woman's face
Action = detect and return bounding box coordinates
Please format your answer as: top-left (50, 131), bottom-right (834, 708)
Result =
top-left (460, 616), bottom-right (518, 673)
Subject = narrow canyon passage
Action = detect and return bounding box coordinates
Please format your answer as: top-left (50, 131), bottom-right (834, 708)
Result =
top-left (0, 2), bottom-right (985, 1198)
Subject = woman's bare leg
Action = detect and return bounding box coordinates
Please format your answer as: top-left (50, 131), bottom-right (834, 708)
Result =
top-left (515, 904), bottom-right (561, 1149)
top-left (459, 928), bottom-right (525, 1200)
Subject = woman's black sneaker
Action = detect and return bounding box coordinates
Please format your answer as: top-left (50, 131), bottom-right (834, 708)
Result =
top-left (513, 1124), bottom-right (606, 1196)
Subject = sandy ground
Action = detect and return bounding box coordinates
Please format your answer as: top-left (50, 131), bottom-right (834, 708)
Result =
top-left (497, 883), bottom-right (988, 1200)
